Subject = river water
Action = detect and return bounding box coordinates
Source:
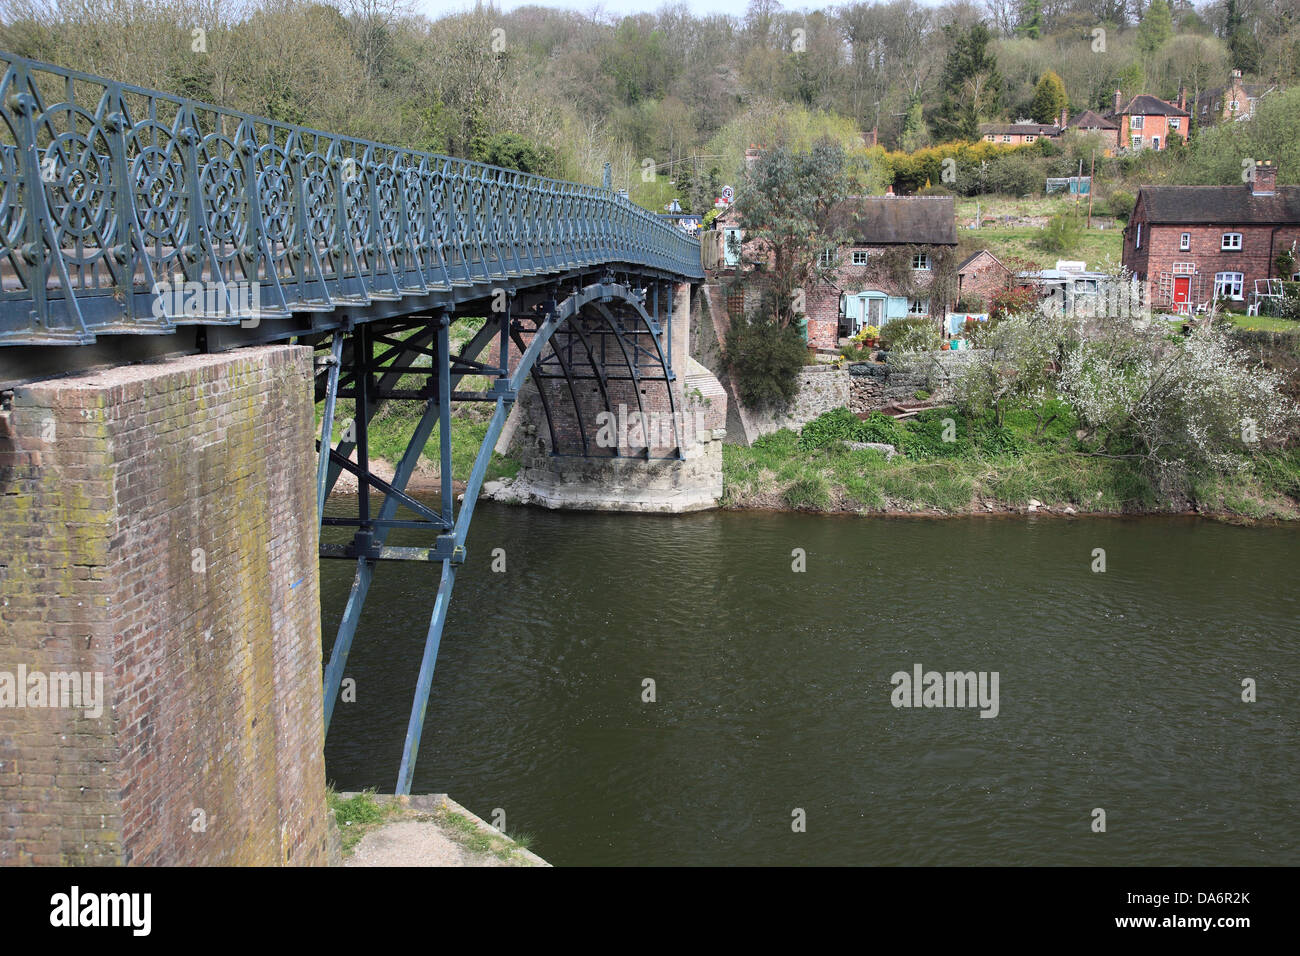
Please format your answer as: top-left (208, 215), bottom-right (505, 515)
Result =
top-left (321, 502), bottom-right (1299, 866)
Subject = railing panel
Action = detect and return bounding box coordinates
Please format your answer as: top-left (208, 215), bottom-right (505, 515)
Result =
top-left (0, 51), bottom-right (702, 345)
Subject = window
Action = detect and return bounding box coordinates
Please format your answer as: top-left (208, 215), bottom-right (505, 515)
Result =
top-left (1229, 100), bottom-right (1240, 111)
top-left (1214, 272), bottom-right (1243, 299)
top-left (908, 298), bottom-right (929, 315)
top-left (819, 246), bottom-right (837, 267)
top-left (1026, 134), bottom-right (1036, 142)
top-left (911, 252), bottom-right (931, 271)
top-left (1130, 115), bottom-right (1144, 129)
top-left (1135, 223), bottom-right (1141, 249)
top-left (1201, 103), bottom-right (1208, 115)
top-left (1152, 136), bottom-right (1160, 150)
top-left (1131, 135), bottom-right (1142, 149)
top-left (851, 250), bottom-right (869, 265)
top-left (1221, 232), bottom-right (1242, 251)
top-left (1169, 118), bottom-right (1180, 129)
top-left (984, 134), bottom-right (994, 142)
top-left (1001, 135), bottom-right (1011, 143)
top-left (1179, 232), bottom-right (1190, 251)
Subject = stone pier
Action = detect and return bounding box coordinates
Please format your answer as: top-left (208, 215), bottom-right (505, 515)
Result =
top-left (0, 346), bottom-right (331, 865)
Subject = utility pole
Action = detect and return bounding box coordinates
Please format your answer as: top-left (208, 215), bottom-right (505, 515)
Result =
top-left (1086, 150), bottom-right (1095, 229)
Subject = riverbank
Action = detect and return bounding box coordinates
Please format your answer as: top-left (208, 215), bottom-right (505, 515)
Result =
top-left (331, 790), bottom-right (547, 867)
top-left (720, 419), bottom-right (1300, 523)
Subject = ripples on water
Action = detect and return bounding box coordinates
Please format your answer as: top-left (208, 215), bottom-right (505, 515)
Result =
top-left (322, 503), bottom-right (1300, 866)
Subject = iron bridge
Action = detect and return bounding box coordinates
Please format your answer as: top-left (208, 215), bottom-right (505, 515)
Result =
top-left (0, 52), bottom-right (704, 793)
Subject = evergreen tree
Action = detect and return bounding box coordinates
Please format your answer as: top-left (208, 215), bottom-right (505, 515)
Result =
top-left (934, 22), bottom-right (1002, 143)
top-left (1015, 0), bottom-right (1042, 40)
top-left (1136, 0), bottom-right (1173, 55)
top-left (1030, 70), bottom-right (1068, 125)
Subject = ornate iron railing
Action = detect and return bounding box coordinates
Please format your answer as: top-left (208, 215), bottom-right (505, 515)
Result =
top-left (0, 52), bottom-right (702, 345)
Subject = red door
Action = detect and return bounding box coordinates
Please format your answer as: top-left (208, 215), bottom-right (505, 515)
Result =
top-left (1173, 276), bottom-right (1191, 313)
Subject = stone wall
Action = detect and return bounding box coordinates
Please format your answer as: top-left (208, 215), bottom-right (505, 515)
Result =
top-left (744, 364), bottom-right (850, 440)
top-left (0, 346), bottom-right (331, 866)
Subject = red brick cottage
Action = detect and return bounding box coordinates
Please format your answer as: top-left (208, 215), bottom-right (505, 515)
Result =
top-left (1122, 162), bottom-right (1300, 312)
top-left (803, 196), bottom-right (958, 349)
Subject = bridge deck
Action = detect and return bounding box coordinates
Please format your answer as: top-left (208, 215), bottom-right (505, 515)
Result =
top-left (0, 51), bottom-right (702, 352)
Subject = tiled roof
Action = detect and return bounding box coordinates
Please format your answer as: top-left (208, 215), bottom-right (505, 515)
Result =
top-left (1135, 185), bottom-right (1300, 224)
top-left (1069, 109), bottom-right (1118, 131)
top-left (980, 123), bottom-right (1061, 136)
top-left (1109, 94), bottom-right (1189, 118)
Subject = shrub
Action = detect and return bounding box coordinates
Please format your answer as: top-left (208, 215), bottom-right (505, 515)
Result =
top-left (880, 316), bottom-right (942, 352)
top-left (1108, 189), bottom-right (1135, 222)
top-left (724, 315), bottom-right (808, 409)
top-left (989, 286), bottom-right (1039, 320)
top-left (1038, 211), bottom-right (1083, 253)
top-left (799, 407), bottom-right (867, 449)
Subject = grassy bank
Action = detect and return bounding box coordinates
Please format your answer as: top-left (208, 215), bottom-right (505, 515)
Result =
top-left (954, 194), bottom-right (1123, 270)
top-left (318, 318), bottom-right (520, 486)
top-left (722, 406), bottom-right (1300, 522)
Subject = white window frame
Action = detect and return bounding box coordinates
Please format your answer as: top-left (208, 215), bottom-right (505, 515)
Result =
top-left (1131, 134), bottom-right (1142, 149)
top-left (911, 252), bottom-right (931, 271)
top-left (851, 250), bottom-right (869, 265)
top-left (1001, 135), bottom-right (1011, 143)
top-left (908, 298), bottom-right (929, 315)
top-left (1169, 117), bottom-right (1180, 129)
top-left (1130, 115), bottom-right (1144, 130)
top-left (1221, 232), bottom-right (1242, 251)
top-left (1026, 134), bottom-right (1036, 142)
top-left (1214, 272), bottom-right (1244, 299)
top-left (1135, 223), bottom-right (1141, 249)
top-left (1179, 232), bottom-right (1190, 251)
top-left (819, 246), bottom-right (837, 267)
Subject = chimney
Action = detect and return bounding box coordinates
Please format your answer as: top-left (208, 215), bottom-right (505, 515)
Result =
top-left (1177, 84), bottom-right (1186, 111)
top-left (1059, 106), bottom-right (1068, 130)
top-left (1253, 160), bottom-right (1277, 197)
top-left (885, 184), bottom-right (895, 197)
top-left (1113, 89), bottom-right (1122, 114)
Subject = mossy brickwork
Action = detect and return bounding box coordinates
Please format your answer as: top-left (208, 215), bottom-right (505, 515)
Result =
top-left (0, 346), bottom-right (330, 865)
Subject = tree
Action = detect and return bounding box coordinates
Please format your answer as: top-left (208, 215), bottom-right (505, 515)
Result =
top-left (1015, 0), bottom-right (1043, 39)
top-left (1222, 0), bottom-right (1262, 74)
top-left (1030, 70), bottom-right (1068, 124)
top-left (934, 22), bottom-right (1002, 142)
top-left (735, 139), bottom-right (852, 328)
top-left (1136, 0), bottom-right (1173, 55)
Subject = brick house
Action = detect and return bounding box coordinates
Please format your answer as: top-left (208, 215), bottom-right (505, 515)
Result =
top-left (803, 196), bottom-right (958, 349)
top-left (1122, 162), bottom-right (1300, 312)
top-left (1107, 91), bottom-right (1189, 151)
top-left (979, 121), bottom-right (1062, 146)
top-left (1193, 70), bottom-right (1278, 127)
top-left (954, 249), bottom-right (1012, 309)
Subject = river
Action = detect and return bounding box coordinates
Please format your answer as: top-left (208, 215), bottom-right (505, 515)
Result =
top-left (322, 501), bottom-right (1299, 866)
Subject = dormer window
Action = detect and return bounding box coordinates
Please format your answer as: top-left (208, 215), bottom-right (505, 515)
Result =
top-left (1221, 233), bottom-right (1242, 251)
